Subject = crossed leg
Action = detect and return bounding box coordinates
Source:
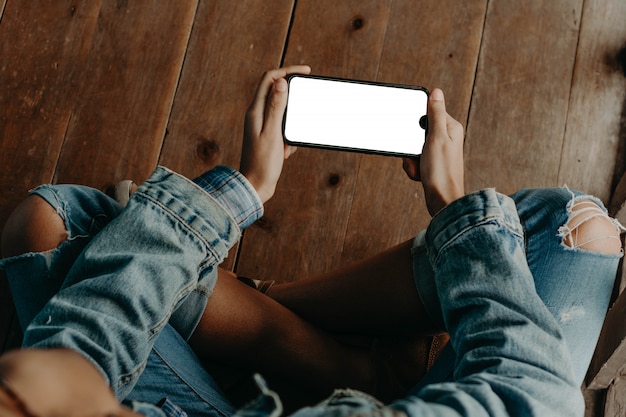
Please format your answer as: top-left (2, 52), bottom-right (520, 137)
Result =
top-left (1, 194), bottom-right (415, 404)
top-left (2, 189), bottom-right (622, 405)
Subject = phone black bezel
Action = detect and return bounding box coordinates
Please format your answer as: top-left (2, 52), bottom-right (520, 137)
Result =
top-left (282, 74), bottom-right (429, 158)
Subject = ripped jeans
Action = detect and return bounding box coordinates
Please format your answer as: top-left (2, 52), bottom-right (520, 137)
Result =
top-left (410, 187), bottom-right (623, 388)
top-left (0, 181), bottom-right (622, 417)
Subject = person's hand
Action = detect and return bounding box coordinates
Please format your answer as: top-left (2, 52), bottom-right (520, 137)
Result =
top-left (240, 65), bottom-right (311, 203)
top-left (402, 88), bottom-right (465, 216)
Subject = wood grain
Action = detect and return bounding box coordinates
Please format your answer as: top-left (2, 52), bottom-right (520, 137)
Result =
top-left (558, 0), bottom-right (626, 203)
top-left (0, 1), bottom-right (101, 234)
top-left (52, 1), bottom-right (197, 189)
top-left (159, 0), bottom-right (295, 271)
top-left (464, 0), bottom-right (583, 195)
top-left (236, 0), bottom-right (394, 280)
top-left (341, 0), bottom-right (487, 265)
top-left (0, 2), bottom-right (102, 351)
top-left (159, 0), bottom-right (295, 178)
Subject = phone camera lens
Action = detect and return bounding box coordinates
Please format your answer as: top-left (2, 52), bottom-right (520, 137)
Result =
top-left (419, 115), bottom-right (428, 130)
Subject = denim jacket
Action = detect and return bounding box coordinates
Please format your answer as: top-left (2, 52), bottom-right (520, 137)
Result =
top-left (21, 167), bottom-right (583, 417)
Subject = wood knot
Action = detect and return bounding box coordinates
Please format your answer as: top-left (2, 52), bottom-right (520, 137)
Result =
top-left (328, 174), bottom-right (341, 186)
top-left (196, 138), bottom-right (220, 165)
top-left (352, 17), bottom-right (365, 31)
top-left (605, 43), bottom-right (626, 78)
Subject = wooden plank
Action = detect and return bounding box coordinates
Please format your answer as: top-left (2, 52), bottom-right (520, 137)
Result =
top-left (0, 1), bottom-right (101, 235)
top-left (0, 2), bottom-right (101, 351)
top-left (609, 170), bottom-right (626, 218)
top-left (464, 0), bottom-right (583, 195)
top-left (340, 0), bottom-right (487, 265)
top-left (582, 386), bottom-right (606, 417)
top-left (587, 287), bottom-right (626, 389)
top-left (604, 376), bottom-right (626, 417)
top-left (159, 0), bottom-right (294, 179)
top-left (52, 1), bottom-right (198, 190)
top-left (236, 0), bottom-right (394, 280)
top-left (559, 0), bottom-right (626, 203)
top-left (158, 0), bottom-right (294, 271)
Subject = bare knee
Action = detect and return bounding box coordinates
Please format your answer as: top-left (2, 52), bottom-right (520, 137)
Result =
top-left (1, 195), bottom-right (67, 259)
top-left (560, 200), bottom-right (623, 255)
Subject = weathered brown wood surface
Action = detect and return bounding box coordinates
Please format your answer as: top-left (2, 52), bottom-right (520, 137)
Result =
top-left (560, 0), bottom-right (626, 202)
top-left (158, 0), bottom-right (295, 270)
top-left (465, 0), bottom-right (583, 195)
top-left (52, 1), bottom-right (197, 188)
top-left (237, 0), bottom-right (488, 279)
top-left (604, 376), bottom-right (626, 417)
top-left (0, 1), bottom-right (104, 352)
top-left (1, 1), bottom-right (626, 415)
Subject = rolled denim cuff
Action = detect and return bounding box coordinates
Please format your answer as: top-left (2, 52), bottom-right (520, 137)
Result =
top-left (426, 189), bottom-right (523, 264)
top-left (414, 189), bottom-right (523, 327)
top-left (192, 165), bottom-right (264, 229)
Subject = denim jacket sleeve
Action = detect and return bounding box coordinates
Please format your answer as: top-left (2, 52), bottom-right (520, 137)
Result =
top-left (390, 189), bottom-right (584, 417)
top-left (22, 166), bottom-right (259, 398)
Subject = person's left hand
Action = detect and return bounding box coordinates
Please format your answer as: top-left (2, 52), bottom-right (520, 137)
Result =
top-left (240, 65), bottom-right (311, 203)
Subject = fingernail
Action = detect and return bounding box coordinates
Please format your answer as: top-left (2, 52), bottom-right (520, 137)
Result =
top-left (431, 89), bottom-right (443, 101)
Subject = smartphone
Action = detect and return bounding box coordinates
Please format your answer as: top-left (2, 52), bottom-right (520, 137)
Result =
top-left (283, 75), bottom-right (428, 157)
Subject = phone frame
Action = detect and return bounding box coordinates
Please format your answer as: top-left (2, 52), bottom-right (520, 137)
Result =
top-left (282, 74), bottom-right (429, 157)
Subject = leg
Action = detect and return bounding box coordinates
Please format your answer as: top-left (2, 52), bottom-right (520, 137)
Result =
top-left (1, 194), bottom-right (67, 259)
top-left (267, 240), bottom-right (436, 336)
top-left (1, 185), bottom-right (122, 328)
top-left (187, 241), bottom-right (446, 405)
top-left (189, 269), bottom-right (376, 399)
top-left (1, 184), bottom-right (237, 415)
top-left (514, 188), bottom-right (623, 384)
top-left (414, 188), bottom-right (623, 391)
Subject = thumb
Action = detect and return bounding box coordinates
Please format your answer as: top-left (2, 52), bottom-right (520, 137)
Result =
top-left (263, 77), bottom-right (289, 133)
top-left (427, 88), bottom-right (447, 137)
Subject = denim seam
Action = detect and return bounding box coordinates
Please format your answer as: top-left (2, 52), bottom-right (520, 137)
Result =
top-left (431, 216), bottom-right (524, 268)
top-left (150, 347), bottom-right (232, 417)
top-left (133, 191), bottom-right (223, 265)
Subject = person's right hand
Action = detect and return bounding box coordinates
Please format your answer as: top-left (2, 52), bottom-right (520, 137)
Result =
top-left (402, 88), bottom-right (465, 216)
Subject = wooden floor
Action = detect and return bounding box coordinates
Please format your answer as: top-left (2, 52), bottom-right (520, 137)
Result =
top-left (1, 0), bottom-right (626, 414)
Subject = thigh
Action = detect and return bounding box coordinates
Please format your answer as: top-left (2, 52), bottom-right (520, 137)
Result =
top-left (513, 187), bottom-right (622, 383)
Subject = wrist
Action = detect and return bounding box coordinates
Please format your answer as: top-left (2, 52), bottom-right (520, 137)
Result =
top-left (424, 184), bottom-right (465, 217)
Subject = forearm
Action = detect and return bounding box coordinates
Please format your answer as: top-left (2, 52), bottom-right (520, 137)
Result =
top-left (392, 189), bottom-right (583, 417)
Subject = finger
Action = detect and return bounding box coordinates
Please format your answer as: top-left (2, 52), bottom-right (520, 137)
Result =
top-left (262, 77), bottom-right (289, 136)
top-left (426, 88), bottom-right (448, 139)
top-left (248, 65), bottom-right (312, 124)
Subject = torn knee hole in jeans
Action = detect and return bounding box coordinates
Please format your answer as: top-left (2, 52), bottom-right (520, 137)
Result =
top-left (558, 199), bottom-right (624, 255)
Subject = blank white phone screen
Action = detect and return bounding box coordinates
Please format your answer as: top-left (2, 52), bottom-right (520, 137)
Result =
top-left (284, 76), bottom-right (427, 156)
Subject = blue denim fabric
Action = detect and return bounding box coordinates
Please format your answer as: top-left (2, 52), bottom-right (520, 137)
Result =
top-left (18, 167), bottom-right (243, 399)
top-left (389, 189), bottom-right (586, 417)
top-left (1, 165), bottom-right (620, 417)
top-left (409, 187), bottom-right (621, 389)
